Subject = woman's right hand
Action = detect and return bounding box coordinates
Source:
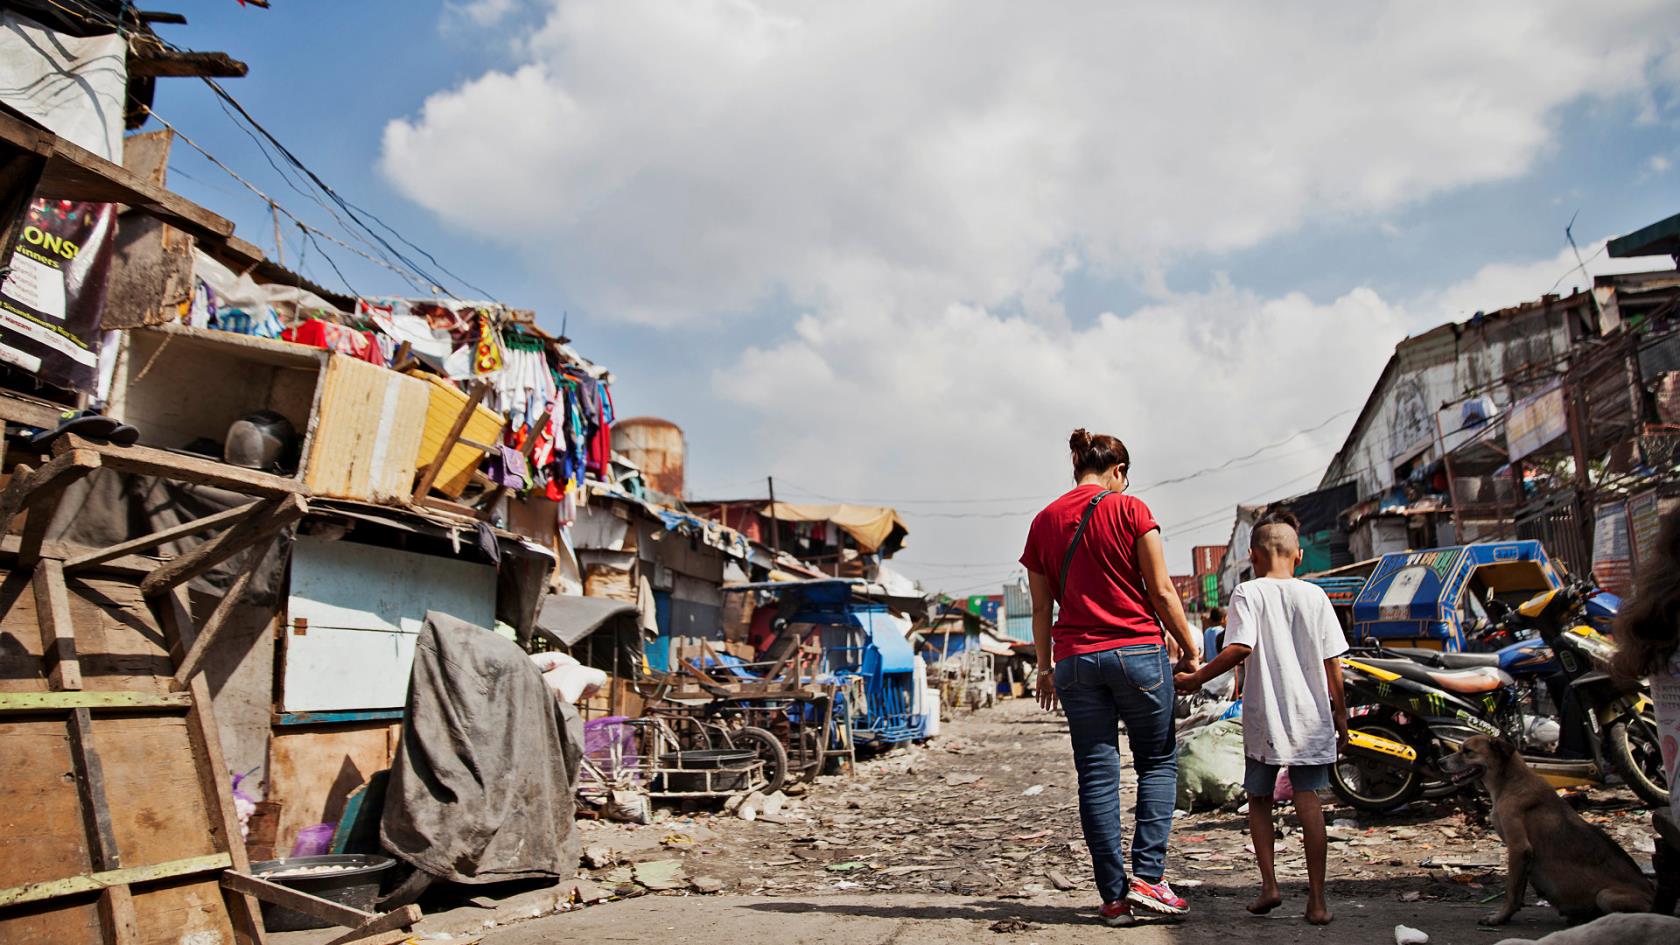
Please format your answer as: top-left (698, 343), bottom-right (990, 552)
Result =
top-left (1037, 670), bottom-right (1057, 711)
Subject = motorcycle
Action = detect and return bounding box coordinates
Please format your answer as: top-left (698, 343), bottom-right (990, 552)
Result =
top-left (1332, 581), bottom-right (1669, 812)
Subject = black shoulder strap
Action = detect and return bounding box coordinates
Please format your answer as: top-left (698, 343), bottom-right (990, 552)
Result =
top-left (1058, 489), bottom-right (1114, 597)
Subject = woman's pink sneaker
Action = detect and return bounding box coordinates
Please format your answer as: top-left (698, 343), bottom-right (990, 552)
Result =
top-left (1126, 878), bottom-right (1189, 916)
top-left (1099, 900), bottom-right (1136, 927)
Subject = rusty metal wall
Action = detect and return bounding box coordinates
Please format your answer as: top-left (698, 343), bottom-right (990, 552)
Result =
top-left (612, 416), bottom-right (686, 498)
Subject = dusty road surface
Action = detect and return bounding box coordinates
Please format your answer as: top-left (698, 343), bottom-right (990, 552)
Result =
top-left (276, 698), bottom-right (1659, 945)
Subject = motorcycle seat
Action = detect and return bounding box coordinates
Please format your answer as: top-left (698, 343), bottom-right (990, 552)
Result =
top-left (1356, 658), bottom-right (1514, 694)
top-left (1382, 647), bottom-right (1501, 669)
top-left (1436, 652), bottom-right (1503, 670)
top-left (1426, 666), bottom-right (1513, 694)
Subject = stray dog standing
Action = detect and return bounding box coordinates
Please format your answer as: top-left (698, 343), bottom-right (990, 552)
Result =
top-left (1445, 736), bottom-right (1652, 925)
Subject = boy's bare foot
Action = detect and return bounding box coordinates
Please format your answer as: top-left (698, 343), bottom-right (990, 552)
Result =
top-left (1304, 900), bottom-right (1333, 925)
top-left (1247, 891), bottom-right (1283, 915)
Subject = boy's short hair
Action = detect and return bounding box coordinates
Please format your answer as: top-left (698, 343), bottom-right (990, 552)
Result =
top-left (1251, 508), bottom-right (1301, 556)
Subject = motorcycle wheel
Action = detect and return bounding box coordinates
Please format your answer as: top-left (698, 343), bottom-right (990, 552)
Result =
top-left (731, 725), bottom-right (789, 796)
top-left (1330, 718), bottom-right (1425, 813)
top-left (1607, 714), bottom-right (1671, 810)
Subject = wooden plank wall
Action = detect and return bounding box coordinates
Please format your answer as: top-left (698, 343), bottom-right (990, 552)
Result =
top-left (0, 553), bottom-right (263, 944)
top-left (265, 722), bottom-right (400, 860)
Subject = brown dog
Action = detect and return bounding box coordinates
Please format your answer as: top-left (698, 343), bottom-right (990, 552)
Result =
top-left (1451, 736), bottom-right (1653, 925)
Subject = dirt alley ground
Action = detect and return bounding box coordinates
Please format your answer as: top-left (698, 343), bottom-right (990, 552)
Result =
top-left (276, 697), bottom-right (1662, 945)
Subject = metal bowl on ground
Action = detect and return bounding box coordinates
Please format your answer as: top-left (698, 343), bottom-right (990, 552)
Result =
top-left (250, 854), bottom-right (396, 931)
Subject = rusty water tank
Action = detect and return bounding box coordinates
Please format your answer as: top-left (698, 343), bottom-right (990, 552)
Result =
top-left (612, 417), bottom-right (686, 498)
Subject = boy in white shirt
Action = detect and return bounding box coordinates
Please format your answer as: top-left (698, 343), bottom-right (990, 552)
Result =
top-left (1174, 510), bottom-right (1349, 926)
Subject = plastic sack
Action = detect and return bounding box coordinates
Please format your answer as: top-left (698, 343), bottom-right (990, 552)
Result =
top-left (1174, 718), bottom-right (1246, 812)
top-left (231, 772), bottom-right (257, 843)
top-left (530, 650), bottom-right (607, 704)
top-left (290, 822), bottom-right (335, 858)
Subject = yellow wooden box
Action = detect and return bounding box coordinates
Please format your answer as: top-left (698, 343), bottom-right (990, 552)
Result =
top-left (415, 374), bottom-right (504, 498)
top-left (302, 355), bottom-right (429, 504)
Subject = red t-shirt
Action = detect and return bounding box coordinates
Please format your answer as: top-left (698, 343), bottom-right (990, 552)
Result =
top-left (1019, 484), bottom-right (1164, 661)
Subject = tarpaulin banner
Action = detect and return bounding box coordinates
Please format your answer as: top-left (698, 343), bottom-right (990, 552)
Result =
top-left (1592, 501), bottom-right (1633, 599)
top-left (1507, 380), bottom-right (1568, 462)
top-left (0, 199), bottom-right (114, 393)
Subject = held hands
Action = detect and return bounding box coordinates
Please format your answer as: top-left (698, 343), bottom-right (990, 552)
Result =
top-left (1172, 650), bottom-right (1203, 694)
top-left (1037, 671), bottom-right (1058, 711)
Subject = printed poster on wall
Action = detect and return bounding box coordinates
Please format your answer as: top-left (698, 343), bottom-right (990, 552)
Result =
top-left (1592, 502), bottom-right (1633, 598)
top-left (1628, 489), bottom-right (1662, 573)
top-left (0, 198), bottom-right (114, 393)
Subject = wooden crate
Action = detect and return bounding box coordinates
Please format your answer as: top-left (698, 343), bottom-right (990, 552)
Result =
top-left (414, 374), bottom-right (502, 499)
top-left (0, 553), bottom-right (263, 944)
top-left (300, 357), bottom-right (428, 505)
top-left (113, 325), bottom-right (432, 506)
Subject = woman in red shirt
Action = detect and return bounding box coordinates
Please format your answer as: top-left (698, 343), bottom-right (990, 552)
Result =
top-left (1020, 429), bottom-right (1202, 927)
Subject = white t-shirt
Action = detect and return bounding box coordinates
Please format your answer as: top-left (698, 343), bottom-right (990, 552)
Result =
top-left (1224, 577), bottom-right (1350, 765)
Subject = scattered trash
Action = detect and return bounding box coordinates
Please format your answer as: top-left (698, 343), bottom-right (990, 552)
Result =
top-left (827, 862), bottom-right (868, 872)
top-left (1394, 925), bottom-right (1429, 945)
top-left (989, 919), bottom-right (1041, 933)
top-left (1046, 870), bottom-right (1077, 891)
top-left (632, 859), bottom-right (686, 891)
top-left (1021, 784), bottom-right (1045, 796)
top-left (690, 876), bottom-right (725, 894)
top-left (945, 773), bottom-right (984, 786)
top-left (582, 845), bottom-right (618, 869)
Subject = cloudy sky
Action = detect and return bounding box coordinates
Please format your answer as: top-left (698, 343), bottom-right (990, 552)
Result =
top-left (152, 1), bottom-right (1680, 593)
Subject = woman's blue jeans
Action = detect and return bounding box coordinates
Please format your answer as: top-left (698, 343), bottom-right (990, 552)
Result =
top-left (1053, 644), bottom-right (1177, 903)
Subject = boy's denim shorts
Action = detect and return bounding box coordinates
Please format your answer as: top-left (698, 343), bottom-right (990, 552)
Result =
top-left (1243, 758), bottom-right (1332, 797)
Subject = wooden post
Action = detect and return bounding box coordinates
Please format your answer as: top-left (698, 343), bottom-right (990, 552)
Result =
top-left (64, 500), bottom-right (260, 573)
top-left (174, 538), bottom-right (270, 684)
top-left (33, 557), bottom-right (81, 690)
top-left (139, 494), bottom-right (305, 597)
top-left (184, 673), bottom-right (268, 945)
top-left (766, 476), bottom-right (781, 555)
top-left (96, 885), bottom-right (140, 945)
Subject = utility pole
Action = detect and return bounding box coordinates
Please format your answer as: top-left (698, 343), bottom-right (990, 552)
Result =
top-left (766, 475), bottom-right (781, 556)
top-left (270, 201), bottom-right (285, 266)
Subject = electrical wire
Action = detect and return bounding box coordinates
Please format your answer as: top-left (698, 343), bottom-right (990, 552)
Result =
top-left (146, 107), bottom-right (433, 294)
top-left (199, 76), bottom-right (496, 299)
top-left (49, 0), bottom-right (497, 302)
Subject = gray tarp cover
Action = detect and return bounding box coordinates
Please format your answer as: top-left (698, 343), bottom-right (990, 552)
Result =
top-left (381, 611), bottom-right (583, 883)
top-left (535, 593), bottom-right (637, 647)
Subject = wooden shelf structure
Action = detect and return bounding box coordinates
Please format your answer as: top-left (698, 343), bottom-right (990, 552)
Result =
top-left (0, 432), bottom-right (324, 944)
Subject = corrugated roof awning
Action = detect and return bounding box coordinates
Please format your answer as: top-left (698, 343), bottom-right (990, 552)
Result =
top-left (1608, 211), bottom-right (1680, 259)
top-left (534, 593), bottom-right (638, 646)
top-left (764, 502), bottom-right (909, 555)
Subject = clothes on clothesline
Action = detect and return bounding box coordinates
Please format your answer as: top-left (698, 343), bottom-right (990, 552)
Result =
top-left (190, 286), bottom-right (619, 520)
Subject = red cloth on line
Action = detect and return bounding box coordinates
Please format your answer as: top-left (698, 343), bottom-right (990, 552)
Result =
top-left (281, 318), bottom-right (383, 364)
top-left (1019, 483), bottom-right (1165, 662)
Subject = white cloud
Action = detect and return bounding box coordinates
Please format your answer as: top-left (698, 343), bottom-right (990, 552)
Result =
top-left (710, 243), bottom-right (1654, 584)
top-left (1650, 154), bottom-right (1673, 174)
top-left (385, 0), bottom-right (1680, 325)
top-left (378, 1), bottom-right (1680, 582)
top-left (443, 0), bottom-right (518, 28)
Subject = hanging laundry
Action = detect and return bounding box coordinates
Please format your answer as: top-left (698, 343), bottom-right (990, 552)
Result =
top-left (472, 310), bottom-right (505, 375)
top-left (281, 318), bottom-right (382, 363)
